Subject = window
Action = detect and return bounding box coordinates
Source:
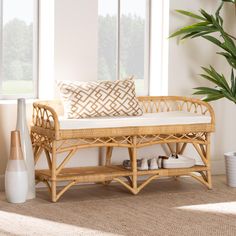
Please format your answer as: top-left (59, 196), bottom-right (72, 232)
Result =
top-left (0, 0), bottom-right (38, 99)
top-left (98, 0), bottom-right (150, 95)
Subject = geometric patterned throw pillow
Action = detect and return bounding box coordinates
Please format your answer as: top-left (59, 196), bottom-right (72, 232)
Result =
top-left (57, 77), bottom-right (143, 119)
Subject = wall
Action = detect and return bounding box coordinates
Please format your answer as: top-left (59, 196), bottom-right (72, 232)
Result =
top-left (54, 0), bottom-right (98, 83)
top-left (0, 0), bottom-right (235, 190)
top-left (169, 0), bottom-right (236, 174)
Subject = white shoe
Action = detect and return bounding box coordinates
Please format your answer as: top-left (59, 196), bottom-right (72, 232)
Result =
top-left (139, 158), bottom-right (149, 170)
top-left (149, 157), bottom-right (159, 170)
top-left (162, 154), bottom-right (195, 169)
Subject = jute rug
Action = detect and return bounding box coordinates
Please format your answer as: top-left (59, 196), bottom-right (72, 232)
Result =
top-left (0, 175), bottom-right (236, 236)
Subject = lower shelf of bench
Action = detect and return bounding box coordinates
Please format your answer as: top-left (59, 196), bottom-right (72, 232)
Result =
top-left (36, 165), bottom-right (208, 183)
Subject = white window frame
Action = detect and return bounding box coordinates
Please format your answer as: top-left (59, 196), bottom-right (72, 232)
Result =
top-left (106, 0), bottom-right (150, 96)
top-left (149, 0), bottom-right (169, 96)
top-left (100, 0), bottom-right (169, 96)
top-left (0, 0), bottom-right (39, 100)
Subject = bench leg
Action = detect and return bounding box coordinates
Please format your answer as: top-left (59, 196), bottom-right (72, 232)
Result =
top-left (51, 141), bottom-right (57, 202)
top-left (191, 133), bottom-right (212, 190)
top-left (103, 147), bottom-right (113, 185)
top-left (132, 147), bottom-right (138, 194)
top-left (106, 147), bottom-right (113, 166)
top-left (206, 133), bottom-right (212, 189)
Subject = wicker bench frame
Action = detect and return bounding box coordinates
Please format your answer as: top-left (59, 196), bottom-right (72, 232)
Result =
top-left (31, 96), bottom-right (215, 202)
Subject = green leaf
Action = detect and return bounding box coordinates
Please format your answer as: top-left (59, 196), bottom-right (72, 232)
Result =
top-left (222, 0), bottom-right (235, 3)
top-left (191, 30), bottom-right (217, 38)
top-left (199, 9), bottom-right (213, 22)
top-left (230, 69), bottom-right (236, 95)
top-left (202, 94), bottom-right (225, 102)
top-left (201, 66), bottom-right (231, 92)
top-left (199, 74), bottom-right (223, 87)
top-left (216, 2), bottom-right (224, 16)
top-left (193, 87), bottom-right (222, 94)
top-left (170, 1), bottom-right (236, 104)
top-left (175, 10), bottom-right (206, 21)
top-left (202, 35), bottom-right (222, 47)
top-left (169, 24), bottom-right (214, 38)
top-left (222, 36), bottom-right (236, 56)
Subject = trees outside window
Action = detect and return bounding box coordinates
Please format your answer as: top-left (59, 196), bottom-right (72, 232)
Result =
top-left (98, 0), bottom-right (149, 95)
top-left (0, 0), bottom-right (37, 98)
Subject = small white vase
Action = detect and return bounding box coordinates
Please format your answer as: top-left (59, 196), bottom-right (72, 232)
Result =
top-left (5, 131), bottom-right (28, 203)
top-left (224, 152), bottom-right (236, 187)
top-left (16, 98), bottom-right (35, 199)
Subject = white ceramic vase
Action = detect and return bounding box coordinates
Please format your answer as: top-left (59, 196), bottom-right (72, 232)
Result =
top-left (16, 98), bottom-right (36, 199)
top-left (5, 131), bottom-right (28, 203)
top-left (224, 152), bottom-right (236, 187)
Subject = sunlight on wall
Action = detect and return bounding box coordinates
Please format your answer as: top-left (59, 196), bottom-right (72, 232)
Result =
top-left (149, 0), bottom-right (169, 96)
top-left (177, 202), bottom-right (236, 215)
top-left (0, 210), bottom-right (119, 235)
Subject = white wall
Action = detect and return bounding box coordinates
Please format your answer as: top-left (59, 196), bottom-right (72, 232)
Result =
top-left (169, 0), bottom-right (236, 174)
top-left (54, 0), bottom-right (98, 83)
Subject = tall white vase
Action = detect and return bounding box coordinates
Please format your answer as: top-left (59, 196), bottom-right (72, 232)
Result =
top-left (16, 98), bottom-right (36, 199)
top-left (5, 130), bottom-right (28, 203)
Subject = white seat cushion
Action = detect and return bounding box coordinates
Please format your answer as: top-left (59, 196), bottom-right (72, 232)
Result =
top-left (58, 111), bottom-right (211, 130)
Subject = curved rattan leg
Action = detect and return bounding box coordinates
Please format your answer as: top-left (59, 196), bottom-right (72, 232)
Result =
top-left (191, 133), bottom-right (212, 190)
top-left (136, 174), bottom-right (160, 193)
top-left (113, 177), bottom-right (136, 194)
top-left (187, 173), bottom-right (211, 189)
top-left (199, 171), bottom-right (207, 182)
top-left (56, 180), bottom-right (77, 201)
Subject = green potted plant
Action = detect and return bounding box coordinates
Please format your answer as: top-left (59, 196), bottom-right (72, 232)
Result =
top-left (170, 0), bottom-right (236, 186)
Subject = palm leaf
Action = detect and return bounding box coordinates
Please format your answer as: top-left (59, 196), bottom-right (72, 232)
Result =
top-left (175, 10), bottom-right (206, 21)
top-left (170, 0), bottom-right (236, 104)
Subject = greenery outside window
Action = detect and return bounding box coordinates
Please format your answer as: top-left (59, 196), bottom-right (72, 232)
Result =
top-left (0, 0), bottom-right (38, 99)
top-left (98, 0), bottom-right (150, 95)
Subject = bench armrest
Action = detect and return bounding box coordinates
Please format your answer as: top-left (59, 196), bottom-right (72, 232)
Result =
top-left (138, 96), bottom-right (215, 126)
top-left (32, 101), bottom-right (60, 135)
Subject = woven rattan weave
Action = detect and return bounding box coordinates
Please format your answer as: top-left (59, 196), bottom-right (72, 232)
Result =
top-left (31, 96), bottom-right (215, 202)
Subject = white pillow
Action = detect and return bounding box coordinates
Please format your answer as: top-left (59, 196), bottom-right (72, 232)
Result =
top-left (57, 78), bottom-right (143, 119)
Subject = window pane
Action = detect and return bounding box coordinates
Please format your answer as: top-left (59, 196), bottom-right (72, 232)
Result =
top-left (98, 0), bottom-right (117, 81)
top-left (1, 0), bottom-right (35, 97)
top-left (120, 0), bottom-right (147, 94)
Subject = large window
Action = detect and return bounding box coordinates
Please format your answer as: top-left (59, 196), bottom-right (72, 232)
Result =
top-left (0, 0), bottom-right (38, 99)
top-left (98, 0), bottom-right (150, 95)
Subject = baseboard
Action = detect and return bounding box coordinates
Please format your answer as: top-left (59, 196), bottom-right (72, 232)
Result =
top-left (0, 159), bottom-right (226, 191)
top-left (0, 175), bottom-right (4, 191)
top-left (211, 159), bottom-right (225, 175)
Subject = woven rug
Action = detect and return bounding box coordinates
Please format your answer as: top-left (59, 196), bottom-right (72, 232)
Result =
top-left (0, 175), bottom-right (236, 236)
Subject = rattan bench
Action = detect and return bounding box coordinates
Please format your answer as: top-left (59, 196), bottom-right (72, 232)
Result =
top-left (31, 96), bottom-right (215, 202)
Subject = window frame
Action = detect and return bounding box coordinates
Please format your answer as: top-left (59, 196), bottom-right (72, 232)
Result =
top-left (149, 0), bottom-right (169, 96)
top-left (100, 0), bottom-right (151, 96)
top-left (0, 0), bottom-right (39, 100)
